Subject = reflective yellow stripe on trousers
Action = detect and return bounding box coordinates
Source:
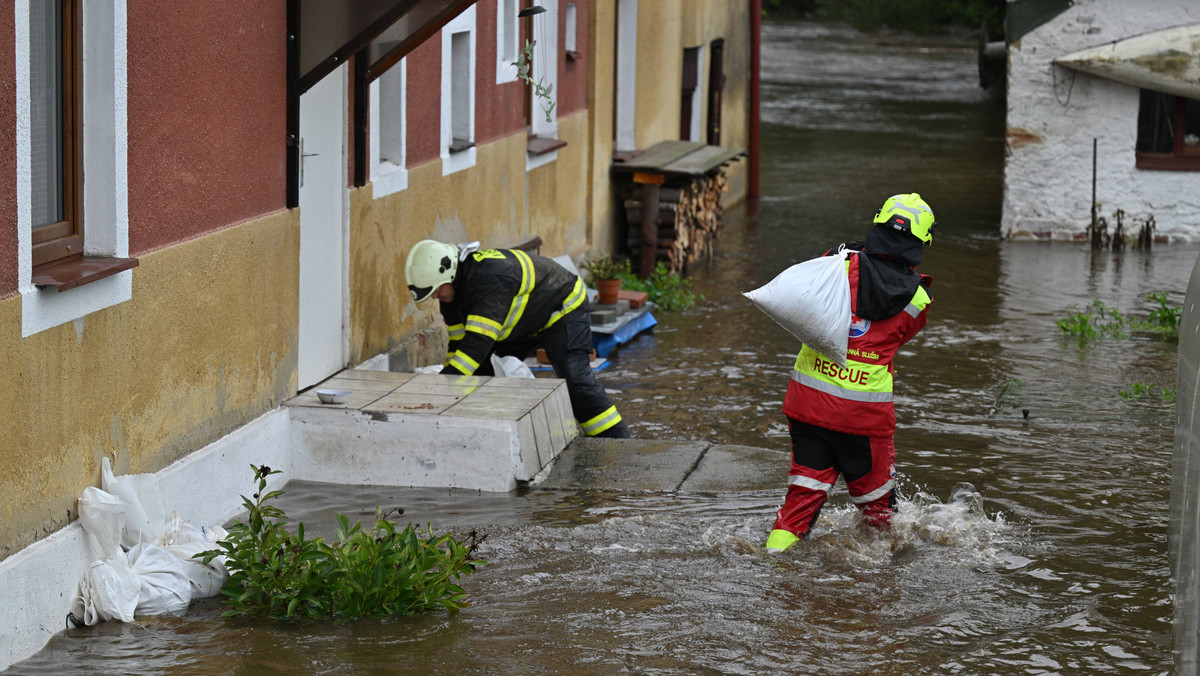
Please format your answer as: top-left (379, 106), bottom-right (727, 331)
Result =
top-left (582, 405), bottom-right (621, 436)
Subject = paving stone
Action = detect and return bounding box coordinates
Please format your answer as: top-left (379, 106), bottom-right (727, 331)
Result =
top-left (537, 438), bottom-right (711, 492)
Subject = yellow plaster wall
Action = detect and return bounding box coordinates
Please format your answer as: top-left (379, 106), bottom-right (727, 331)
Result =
top-left (632, 1), bottom-right (751, 206)
top-left (0, 210), bottom-right (299, 561)
top-left (586, 0), bottom-right (619, 255)
top-left (348, 111), bottom-right (592, 367)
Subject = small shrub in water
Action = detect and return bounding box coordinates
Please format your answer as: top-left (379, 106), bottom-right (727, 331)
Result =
top-left (1056, 301), bottom-right (1125, 341)
top-left (615, 262), bottom-right (701, 312)
top-left (1057, 293), bottom-right (1181, 342)
top-left (198, 465), bottom-right (485, 619)
top-left (1128, 292), bottom-right (1180, 337)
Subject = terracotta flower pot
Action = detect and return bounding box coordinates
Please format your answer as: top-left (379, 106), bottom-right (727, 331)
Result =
top-left (596, 278), bottom-right (622, 305)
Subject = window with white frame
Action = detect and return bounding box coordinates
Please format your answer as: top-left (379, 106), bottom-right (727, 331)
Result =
top-left (564, 3), bottom-right (577, 55)
top-left (525, 0), bottom-right (559, 171)
top-left (17, 0), bottom-right (133, 337)
top-left (441, 6), bottom-right (476, 175)
top-left (370, 56), bottom-right (407, 198)
top-left (496, 0), bottom-right (518, 83)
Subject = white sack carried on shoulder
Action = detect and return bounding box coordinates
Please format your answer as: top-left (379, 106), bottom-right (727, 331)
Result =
top-left (743, 252), bottom-right (852, 368)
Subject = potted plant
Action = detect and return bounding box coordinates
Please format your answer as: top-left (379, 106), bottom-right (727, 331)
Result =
top-left (581, 254), bottom-right (627, 305)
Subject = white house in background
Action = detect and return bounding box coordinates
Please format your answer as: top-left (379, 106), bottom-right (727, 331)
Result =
top-left (1002, 0), bottom-right (1200, 242)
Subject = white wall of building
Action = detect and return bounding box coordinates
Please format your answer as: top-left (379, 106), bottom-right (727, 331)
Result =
top-left (1003, 0), bottom-right (1200, 241)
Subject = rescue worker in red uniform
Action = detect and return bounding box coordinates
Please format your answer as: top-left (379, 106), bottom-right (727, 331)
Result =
top-left (766, 193), bottom-right (936, 553)
top-left (405, 240), bottom-right (630, 439)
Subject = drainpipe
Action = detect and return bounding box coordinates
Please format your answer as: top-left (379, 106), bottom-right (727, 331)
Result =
top-left (748, 0), bottom-right (761, 200)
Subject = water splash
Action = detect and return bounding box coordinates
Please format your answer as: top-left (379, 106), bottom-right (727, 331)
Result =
top-left (798, 482), bottom-right (1020, 570)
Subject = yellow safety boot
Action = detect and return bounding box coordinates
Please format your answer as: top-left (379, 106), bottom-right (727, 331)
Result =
top-left (765, 529), bottom-right (800, 553)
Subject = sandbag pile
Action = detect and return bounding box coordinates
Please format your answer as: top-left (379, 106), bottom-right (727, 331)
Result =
top-left (69, 458), bottom-right (228, 626)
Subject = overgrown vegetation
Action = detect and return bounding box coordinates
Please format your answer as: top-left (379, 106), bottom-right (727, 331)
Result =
top-left (615, 262), bottom-right (701, 312)
top-left (199, 466), bottom-right (485, 620)
top-left (763, 0), bottom-right (1006, 35)
top-left (1056, 293), bottom-right (1181, 342)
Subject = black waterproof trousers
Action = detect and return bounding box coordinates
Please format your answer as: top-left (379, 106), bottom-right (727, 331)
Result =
top-left (474, 306), bottom-right (630, 438)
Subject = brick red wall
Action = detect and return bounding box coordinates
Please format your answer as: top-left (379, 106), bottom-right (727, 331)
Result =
top-left (558, 0), bottom-right (588, 116)
top-left (0, 15), bottom-right (16, 297)
top-left (474, 1), bottom-right (527, 146)
top-left (127, 0), bottom-right (288, 254)
top-left (406, 38), bottom-right (442, 168)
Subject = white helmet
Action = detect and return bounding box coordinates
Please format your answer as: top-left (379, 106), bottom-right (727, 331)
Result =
top-left (405, 240), bottom-right (459, 302)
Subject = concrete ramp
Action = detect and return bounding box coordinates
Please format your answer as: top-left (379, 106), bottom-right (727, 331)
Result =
top-left (287, 370), bottom-right (577, 492)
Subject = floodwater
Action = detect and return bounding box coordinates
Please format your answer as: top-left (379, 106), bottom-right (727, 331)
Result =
top-left (9, 21), bottom-right (1195, 675)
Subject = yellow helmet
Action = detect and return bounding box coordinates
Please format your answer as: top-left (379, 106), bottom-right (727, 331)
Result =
top-left (873, 193), bottom-right (936, 245)
top-left (405, 240), bottom-right (459, 302)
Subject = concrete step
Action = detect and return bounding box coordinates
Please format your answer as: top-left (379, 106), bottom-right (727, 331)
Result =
top-left (537, 436), bottom-right (784, 493)
top-left (286, 369), bottom-right (577, 492)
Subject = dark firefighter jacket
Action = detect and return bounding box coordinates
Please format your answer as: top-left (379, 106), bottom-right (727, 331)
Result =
top-left (440, 248), bottom-right (587, 375)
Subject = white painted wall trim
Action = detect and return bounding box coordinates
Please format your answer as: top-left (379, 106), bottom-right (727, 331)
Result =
top-left (689, 44), bottom-right (705, 141)
top-left (370, 59), bottom-right (408, 199)
top-left (15, 0), bottom-right (133, 338)
top-left (526, 0), bottom-right (560, 172)
top-left (441, 5), bottom-right (477, 176)
top-left (495, 0), bottom-right (519, 84)
top-left (614, 0), bottom-right (638, 152)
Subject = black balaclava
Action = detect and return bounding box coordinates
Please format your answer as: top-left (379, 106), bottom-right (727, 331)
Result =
top-left (855, 224), bottom-right (924, 321)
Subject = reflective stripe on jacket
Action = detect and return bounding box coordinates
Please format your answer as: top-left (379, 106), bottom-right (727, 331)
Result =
top-left (782, 251), bottom-right (932, 435)
top-left (442, 249), bottom-right (587, 375)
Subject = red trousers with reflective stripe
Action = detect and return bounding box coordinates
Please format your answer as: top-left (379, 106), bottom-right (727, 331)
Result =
top-left (771, 418), bottom-right (896, 538)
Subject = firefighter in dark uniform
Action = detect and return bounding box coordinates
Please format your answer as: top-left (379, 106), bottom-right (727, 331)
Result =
top-left (405, 239), bottom-right (630, 438)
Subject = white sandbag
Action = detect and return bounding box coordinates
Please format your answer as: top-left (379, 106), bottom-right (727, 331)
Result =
top-left (128, 543), bottom-right (193, 617)
top-left (162, 512), bottom-right (229, 598)
top-left (744, 252), bottom-right (852, 368)
top-left (491, 354), bottom-right (535, 378)
top-left (71, 557), bottom-right (141, 625)
top-left (101, 457), bottom-right (167, 548)
top-left (416, 356), bottom-right (534, 378)
top-left (71, 486), bottom-right (141, 625)
top-left (77, 486), bottom-right (126, 561)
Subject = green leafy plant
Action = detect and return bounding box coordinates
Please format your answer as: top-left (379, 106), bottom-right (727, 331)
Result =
top-left (198, 465), bottom-right (485, 620)
top-left (512, 40), bottom-right (555, 123)
top-left (1056, 301), bottom-right (1126, 341)
top-left (1056, 293), bottom-right (1181, 342)
top-left (1128, 292), bottom-right (1181, 336)
top-left (616, 262), bottom-right (701, 312)
top-left (580, 253), bottom-right (630, 283)
top-left (1119, 382), bottom-right (1176, 403)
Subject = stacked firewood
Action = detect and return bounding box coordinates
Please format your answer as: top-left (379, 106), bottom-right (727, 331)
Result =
top-left (624, 172), bottom-right (729, 274)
